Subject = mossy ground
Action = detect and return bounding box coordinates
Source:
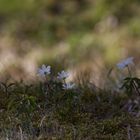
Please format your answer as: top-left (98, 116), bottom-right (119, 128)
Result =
top-left (0, 80), bottom-right (140, 140)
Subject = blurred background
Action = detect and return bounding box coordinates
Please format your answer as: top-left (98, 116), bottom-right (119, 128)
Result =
top-left (0, 0), bottom-right (139, 83)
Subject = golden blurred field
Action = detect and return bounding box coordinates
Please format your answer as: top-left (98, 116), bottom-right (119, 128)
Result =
top-left (0, 0), bottom-right (139, 81)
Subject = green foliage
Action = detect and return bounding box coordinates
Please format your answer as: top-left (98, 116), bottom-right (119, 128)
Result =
top-left (127, 18), bottom-right (140, 37)
top-left (0, 0), bottom-right (36, 13)
top-left (0, 0), bottom-right (139, 45)
top-left (121, 77), bottom-right (140, 96)
top-left (0, 77), bottom-right (139, 139)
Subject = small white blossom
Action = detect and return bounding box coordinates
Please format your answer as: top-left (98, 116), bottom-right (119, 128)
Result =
top-left (57, 70), bottom-right (70, 80)
top-left (38, 64), bottom-right (51, 77)
top-left (117, 57), bottom-right (134, 69)
top-left (63, 83), bottom-right (75, 90)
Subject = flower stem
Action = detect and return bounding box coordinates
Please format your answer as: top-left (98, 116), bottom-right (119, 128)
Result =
top-left (127, 66), bottom-right (132, 77)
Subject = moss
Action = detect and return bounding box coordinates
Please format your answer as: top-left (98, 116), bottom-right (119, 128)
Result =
top-left (0, 80), bottom-right (140, 139)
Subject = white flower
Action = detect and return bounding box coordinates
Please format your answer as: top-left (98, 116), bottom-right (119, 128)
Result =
top-left (63, 83), bottom-right (75, 90)
top-left (117, 57), bottom-right (134, 69)
top-left (38, 64), bottom-right (51, 77)
top-left (57, 70), bottom-right (70, 80)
